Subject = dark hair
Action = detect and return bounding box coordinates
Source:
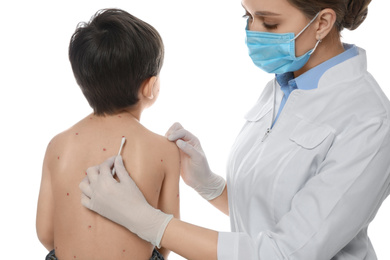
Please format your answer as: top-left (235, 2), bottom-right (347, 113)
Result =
top-left (287, 0), bottom-right (371, 31)
top-left (69, 8), bottom-right (164, 115)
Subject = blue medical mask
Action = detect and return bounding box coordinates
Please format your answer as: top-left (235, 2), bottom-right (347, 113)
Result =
top-left (245, 13), bottom-right (321, 74)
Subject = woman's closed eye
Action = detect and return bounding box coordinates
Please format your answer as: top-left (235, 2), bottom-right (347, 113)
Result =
top-left (242, 12), bottom-right (278, 30)
top-left (262, 22), bottom-right (278, 30)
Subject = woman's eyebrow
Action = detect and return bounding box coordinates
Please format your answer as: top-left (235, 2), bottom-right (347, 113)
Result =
top-left (255, 11), bottom-right (280, 17)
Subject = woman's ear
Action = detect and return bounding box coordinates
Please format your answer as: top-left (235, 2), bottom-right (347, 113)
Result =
top-left (141, 76), bottom-right (158, 100)
top-left (316, 8), bottom-right (338, 41)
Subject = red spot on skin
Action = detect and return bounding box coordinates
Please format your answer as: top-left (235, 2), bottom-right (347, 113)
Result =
top-left (90, 117), bottom-right (92, 120)
top-left (177, 194), bottom-right (179, 198)
top-left (55, 246), bottom-right (57, 250)
top-left (161, 159), bottom-right (163, 162)
top-left (103, 148), bottom-right (106, 151)
top-left (88, 225), bottom-right (91, 229)
top-left (57, 156), bottom-right (60, 160)
top-left (74, 256), bottom-right (76, 259)
top-left (75, 133), bottom-right (78, 135)
top-left (122, 136), bottom-right (125, 138)
top-left (123, 249), bottom-right (126, 252)
top-left (85, 172), bottom-right (87, 175)
top-left (67, 193), bottom-right (69, 196)
top-left (118, 115), bottom-right (122, 118)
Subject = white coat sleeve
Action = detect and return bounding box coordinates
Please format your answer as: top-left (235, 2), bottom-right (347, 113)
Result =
top-left (218, 118), bottom-right (390, 260)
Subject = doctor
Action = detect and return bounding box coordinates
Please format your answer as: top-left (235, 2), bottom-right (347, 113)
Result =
top-left (79, 0), bottom-right (390, 259)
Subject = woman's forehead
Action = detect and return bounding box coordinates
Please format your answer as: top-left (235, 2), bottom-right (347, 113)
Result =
top-left (241, 0), bottom-right (298, 15)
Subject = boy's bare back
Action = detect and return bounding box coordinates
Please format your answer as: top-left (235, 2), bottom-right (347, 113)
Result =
top-left (37, 112), bottom-right (180, 259)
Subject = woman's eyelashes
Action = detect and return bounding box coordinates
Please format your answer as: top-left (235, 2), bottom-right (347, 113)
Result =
top-left (263, 23), bottom-right (278, 30)
top-left (242, 12), bottom-right (278, 30)
top-left (242, 12), bottom-right (252, 20)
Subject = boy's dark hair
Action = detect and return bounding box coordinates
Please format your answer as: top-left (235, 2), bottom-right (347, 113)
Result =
top-left (69, 8), bottom-right (164, 115)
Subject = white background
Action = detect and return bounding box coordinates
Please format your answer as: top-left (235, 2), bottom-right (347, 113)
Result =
top-left (1, 0), bottom-right (389, 259)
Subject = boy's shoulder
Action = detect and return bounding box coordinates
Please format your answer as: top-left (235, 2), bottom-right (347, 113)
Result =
top-left (44, 116), bottom-right (89, 158)
top-left (46, 121), bottom-right (82, 148)
top-left (142, 126), bottom-right (180, 155)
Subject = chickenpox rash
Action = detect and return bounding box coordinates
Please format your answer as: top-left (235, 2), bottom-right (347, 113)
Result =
top-left (161, 159), bottom-right (163, 162)
top-left (123, 249), bottom-right (126, 253)
top-left (177, 194), bottom-right (179, 198)
top-left (88, 225), bottom-right (92, 229)
top-left (103, 148), bottom-right (107, 151)
top-left (118, 115), bottom-right (122, 118)
top-left (67, 193), bottom-right (69, 196)
top-left (57, 156), bottom-right (60, 160)
top-left (75, 133), bottom-right (79, 135)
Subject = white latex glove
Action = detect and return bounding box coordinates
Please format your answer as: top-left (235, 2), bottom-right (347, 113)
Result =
top-left (79, 156), bottom-right (173, 248)
top-left (166, 122), bottom-right (226, 201)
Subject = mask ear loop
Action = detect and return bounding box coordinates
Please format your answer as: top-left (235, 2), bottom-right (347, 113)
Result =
top-left (309, 38), bottom-right (322, 55)
top-left (290, 12), bottom-right (321, 42)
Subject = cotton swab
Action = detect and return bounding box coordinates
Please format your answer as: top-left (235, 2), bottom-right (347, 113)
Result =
top-left (112, 137), bottom-right (126, 176)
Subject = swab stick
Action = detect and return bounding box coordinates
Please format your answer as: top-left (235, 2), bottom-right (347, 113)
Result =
top-left (112, 137), bottom-right (126, 176)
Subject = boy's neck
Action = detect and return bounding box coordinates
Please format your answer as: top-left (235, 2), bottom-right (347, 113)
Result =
top-left (93, 106), bottom-right (143, 122)
top-left (118, 108), bottom-right (142, 121)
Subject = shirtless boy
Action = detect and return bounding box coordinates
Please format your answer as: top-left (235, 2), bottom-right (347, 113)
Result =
top-left (36, 8), bottom-right (180, 260)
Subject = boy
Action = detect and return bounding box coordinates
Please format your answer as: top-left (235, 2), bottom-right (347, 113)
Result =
top-left (36, 8), bottom-right (180, 260)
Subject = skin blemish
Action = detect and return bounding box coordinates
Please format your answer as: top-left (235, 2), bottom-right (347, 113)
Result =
top-left (123, 249), bottom-right (126, 252)
top-left (161, 159), bottom-right (163, 162)
top-left (118, 115), bottom-right (122, 118)
top-left (88, 225), bottom-right (92, 229)
top-left (177, 193), bottom-right (179, 198)
top-left (103, 148), bottom-right (106, 151)
top-left (67, 193), bottom-right (69, 196)
top-left (75, 133), bottom-right (79, 135)
top-left (57, 156), bottom-right (60, 160)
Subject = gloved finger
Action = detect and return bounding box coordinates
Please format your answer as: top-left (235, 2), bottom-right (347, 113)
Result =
top-left (168, 128), bottom-right (198, 144)
top-left (100, 156), bottom-right (116, 173)
top-left (86, 165), bottom-right (99, 184)
top-left (165, 122), bottom-right (183, 138)
top-left (176, 139), bottom-right (200, 159)
top-left (79, 176), bottom-right (92, 198)
top-left (114, 155), bottom-right (132, 184)
top-left (99, 156), bottom-right (117, 183)
top-left (81, 193), bottom-right (92, 209)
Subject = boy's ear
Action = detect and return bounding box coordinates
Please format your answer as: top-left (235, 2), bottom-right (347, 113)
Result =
top-left (141, 76), bottom-right (157, 100)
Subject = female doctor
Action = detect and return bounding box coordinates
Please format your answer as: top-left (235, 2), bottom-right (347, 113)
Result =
top-left (79, 0), bottom-right (390, 259)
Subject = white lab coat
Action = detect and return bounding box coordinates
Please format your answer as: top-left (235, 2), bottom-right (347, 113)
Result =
top-left (218, 47), bottom-right (390, 259)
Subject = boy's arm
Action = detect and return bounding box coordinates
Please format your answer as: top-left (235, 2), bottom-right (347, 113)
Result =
top-left (157, 142), bottom-right (181, 258)
top-left (36, 142), bottom-right (55, 251)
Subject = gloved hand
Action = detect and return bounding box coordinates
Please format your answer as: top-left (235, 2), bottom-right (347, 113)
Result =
top-left (79, 156), bottom-right (173, 248)
top-left (165, 122), bottom-right (226, 201)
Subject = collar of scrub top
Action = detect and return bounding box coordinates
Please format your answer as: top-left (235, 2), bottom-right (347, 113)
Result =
top-left (271, 43), bottom-right (359, 128)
